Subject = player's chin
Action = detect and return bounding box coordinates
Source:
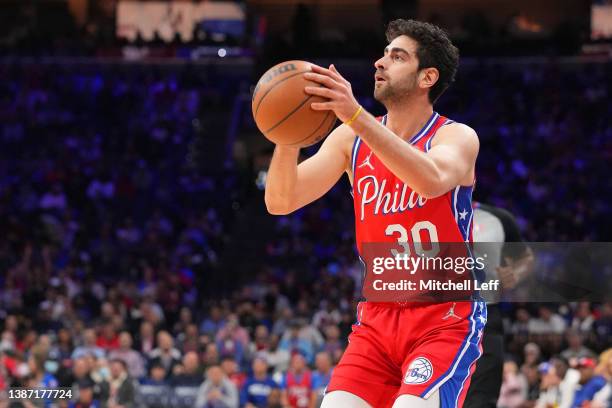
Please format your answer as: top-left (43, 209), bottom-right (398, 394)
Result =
top-left (373, 88), bottom-right (385, 102)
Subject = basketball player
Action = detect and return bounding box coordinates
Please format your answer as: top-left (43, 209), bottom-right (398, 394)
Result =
top-left (265, 19), bottom-right (485, 408)
top-left (465, 202), bottom-right (533, 408)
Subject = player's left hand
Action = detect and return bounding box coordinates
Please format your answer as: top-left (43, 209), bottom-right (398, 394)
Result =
top-left (304, 64), bottom-right (362, 123)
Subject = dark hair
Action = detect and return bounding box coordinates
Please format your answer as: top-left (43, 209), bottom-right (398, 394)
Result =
top-left (385, 19), bottom-right (459, 104)
top-left (110, 358), bottom-right (127, 370)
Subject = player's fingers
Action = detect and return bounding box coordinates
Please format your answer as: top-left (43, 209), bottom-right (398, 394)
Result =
top-left (310, 102), bottom-right (334, 110)
top-left (304, 72), bottom-right (339, 89)
top-left (304, 86), bottom-right (336, 98)
top-left (310, 64), bottom-right (344, 85)
top-left (310, 64), bottom-right (334, 75)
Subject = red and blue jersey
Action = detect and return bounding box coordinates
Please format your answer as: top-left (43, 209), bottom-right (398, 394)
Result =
top-left (328, 112), bottom-right (484, 406)
top-left (283, 370), bottom-right (312, 408)
top-left (351, 112), bottom-right (476, 297)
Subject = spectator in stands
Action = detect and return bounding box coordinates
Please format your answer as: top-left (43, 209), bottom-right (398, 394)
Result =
top-left (311, 301), bottom-right (341, 329)
top-left (571, 302), bottom-right (595, 334)
top-left (69, 377), bottom-right (101, 408)
top-left (28, 344), bottom-right (59, 389)
top-left (140, 298), bottom-right (165, 328)
top-left (15, 330), bottom-right (37, 354)
top-left (97, 322), bottom-right (120, 351)
top-left (203, 342), bottom-right (221, 369)
top-left (108, 332), bottom-right (145, 379)
top-left (560, 329), bottom-right (597, 361)
top-left (529, 305), bottom-right (567, 336)
top-left (72, 329), bottom-right (105, 360)
top-left (281, 353), bottom-right (312, 408)
top-left (3, 315), bottom-right (18, 337)
top-left (148, 330), bottom-right (181, 379)
top-left (593, 302), bottom-right (612, 352)
top-left (535, 358), bottom-right (568, 408)
top-left (170, 351), bottom-right (204, 387)
top-left (280, 322), bottom-right (314, 365)
top-left (311, 351), bottom-right (333, 408)
top-left (50, 327), bottom-right (74, 364)
top-left (556, 359), bottom-right (583, 408)
top-left (215, 314), bottom-right (250, 350)
top-left (251, 325), bottom-right (270, 354)
top-left (176, 323), bottom-right (200, 354)
top-left (108, 359), bottom-right (138, 408)
top-left (237, 301), bottom-right (260, 335)
top-left (173, 307), bottom-right (194, 336)
top-left (200, 306), bottom-right (227, 338)
top-left (141, 361), bottom-right (167, 385)
top-left (295, 317), bottom-right (324, 354)
top-left (522, 362), bottom-right (542, 403)
top-left (267, 388), bottom-right (283, 408)
top-left (216, 326), bottom-right (246, 368)
top-left (221, 357), bottom-right (247, 390)
top-left (139, 364), bottom-right (169, 408)
top-left (571, 350), bottom-right (612, 407)
top-left (272, 309), bottom-right (294, 337)
top-left (589, 350), bottom-right (612, 407)
top-left (135, 321), bottom-right (156, 356)
top-left (566, 357), bottom-right (598, 406)
top-left (523, 342), bottom-right (542, 368)
top-left (71, 357), bottom-right (110, 405)
top-left (498, 360), bottom-right (527, 408)
top-left (259, 335), bottom-right (290, 376)
top-left (99, 303), bottom-right (118, 324)
top-left (195, 365), bottom-right (239, 408)
top-left (321, 325), bottom-right (343, 364)
top-left (510, 308), bottom-right (531, 343)
top-left (240, 357), bottom-right (278, 408)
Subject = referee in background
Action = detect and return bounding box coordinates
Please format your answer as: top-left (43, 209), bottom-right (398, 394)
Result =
top-left (464, 202), bottom-right (533, 408)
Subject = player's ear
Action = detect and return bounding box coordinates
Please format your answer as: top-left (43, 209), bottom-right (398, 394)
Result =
top-left (419, 67), bottom-right (439, 91)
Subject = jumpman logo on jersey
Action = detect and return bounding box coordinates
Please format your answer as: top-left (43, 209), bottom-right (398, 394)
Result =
top-left (358, 151), bottom-right (374, 170)
top-left (442, 303), bottom-right (462, 320)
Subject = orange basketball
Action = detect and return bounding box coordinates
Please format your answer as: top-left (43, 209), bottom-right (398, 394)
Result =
top-left (252, 60), bottom-right (337, 147)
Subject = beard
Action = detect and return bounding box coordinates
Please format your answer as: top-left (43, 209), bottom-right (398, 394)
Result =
top-left (373, 71), bottom-right (419, 105)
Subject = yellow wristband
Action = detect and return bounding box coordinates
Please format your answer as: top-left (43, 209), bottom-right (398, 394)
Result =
top-left (344, 105), bottom-right (363, 126)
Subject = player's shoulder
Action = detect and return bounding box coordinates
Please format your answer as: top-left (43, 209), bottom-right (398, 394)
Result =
top-left (438, 120), bottom-right (478, 138)
top-left (433, 120), bottom-right (479, 147)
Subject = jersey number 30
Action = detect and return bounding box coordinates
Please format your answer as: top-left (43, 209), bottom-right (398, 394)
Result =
top-left (385, 221), bottom-right (440, 258)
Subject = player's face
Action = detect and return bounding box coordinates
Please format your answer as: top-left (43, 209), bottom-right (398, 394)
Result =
top-left (373, 35), bottom-right (420, 103)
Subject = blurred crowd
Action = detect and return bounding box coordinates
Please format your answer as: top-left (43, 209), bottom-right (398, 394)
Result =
top-left (0, 56), bottom-right (611, 408)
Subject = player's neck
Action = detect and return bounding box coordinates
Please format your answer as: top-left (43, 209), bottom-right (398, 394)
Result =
top-left (385, 101), bottom-right (434, 141)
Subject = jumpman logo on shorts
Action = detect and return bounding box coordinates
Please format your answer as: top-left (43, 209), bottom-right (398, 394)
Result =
top-left (442, 303), bottom-right (462, 320)
top-left (358, 151), bottom-right (374, 170)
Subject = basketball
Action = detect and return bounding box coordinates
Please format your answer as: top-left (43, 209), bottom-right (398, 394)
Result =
top-left (252, 60), bottom-right (337, 147)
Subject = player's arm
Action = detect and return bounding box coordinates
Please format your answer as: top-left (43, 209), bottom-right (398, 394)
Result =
top-left (350, 116), bottom-right (478, 197)
top-left (265, 124), bottom-right (354, 215)
top-left (304, 64), bottom-right (478, 198)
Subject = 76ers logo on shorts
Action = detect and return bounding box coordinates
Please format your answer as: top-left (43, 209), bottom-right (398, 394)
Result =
top-left (404, 357), bottom-right (433, 385)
